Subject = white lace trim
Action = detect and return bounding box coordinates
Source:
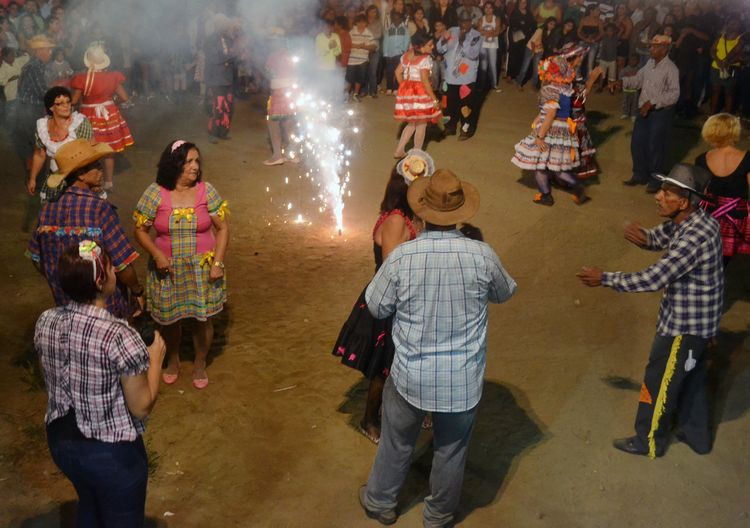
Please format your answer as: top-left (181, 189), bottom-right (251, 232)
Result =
top-left (37, 112), bottom-right (86, 171)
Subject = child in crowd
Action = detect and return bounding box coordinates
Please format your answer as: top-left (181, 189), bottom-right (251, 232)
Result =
top-left (347, 14), bottom-right (376, 102)
top-left (598, 23), bottom-right (618, 93)
top-left (619, 54), bottom-right (639, 120)
top-left (45, 47), bottom-right (72, 88)
top-left (382, 10), bottom-right (410, 95)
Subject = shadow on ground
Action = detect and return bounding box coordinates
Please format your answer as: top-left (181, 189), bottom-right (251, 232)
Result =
top-left (14, 501), bottom-right (166, 528)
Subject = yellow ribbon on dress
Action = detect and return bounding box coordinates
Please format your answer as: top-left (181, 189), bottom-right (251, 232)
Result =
top-left (199, 250), bottom-right (215, 268)
top-left (133, 210), bottom-right (151, 228)
top-left (173, 207), bottom-right (195, 223)
top-left (215, 201), bottom-right (230, 221)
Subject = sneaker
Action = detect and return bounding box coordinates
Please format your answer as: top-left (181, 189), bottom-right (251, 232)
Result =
top-left (358, 486), bottom-right (397, 525)
top-left (494, 87), bottom-right (503, 93)
top-left (620, 114), bottom-right (629, 119)
top-left (385, 89), bottom-right (393, 95)
top-left (533, 192), bottom-right (554, 206)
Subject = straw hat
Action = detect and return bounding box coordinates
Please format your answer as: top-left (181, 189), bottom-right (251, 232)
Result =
top-left (84, 44), bottom-right (110, 71)
top-left (407, 169), bottom-right (480, 226)
top-left (396, 149), bottom-right (435, 185)
top-left (47, 139), bottom-right (114, 189)
top-left (27, 34), bottom-right (56, 49)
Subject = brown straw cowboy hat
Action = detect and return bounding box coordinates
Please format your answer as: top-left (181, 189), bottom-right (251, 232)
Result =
top-left (27, 34), bottom-right (56, 49)
top-left (47, 139), bottom-right (114, 189)
top-left (407, 169), bottom-right (480, 226)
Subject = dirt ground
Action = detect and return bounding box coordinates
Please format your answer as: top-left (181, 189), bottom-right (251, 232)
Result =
top-left (0, 86), bottom-right (748, 528)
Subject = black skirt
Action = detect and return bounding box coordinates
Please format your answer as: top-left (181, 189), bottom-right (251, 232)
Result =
top-left (331, 285), bottom-right (395, 380)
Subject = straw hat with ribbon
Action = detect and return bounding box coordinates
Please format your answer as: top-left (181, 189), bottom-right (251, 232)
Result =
top-left (396, 149), bottom-right (435, 185)
top-left (407, 169), bottom-right (480, 226)
top-left (27, 34), bottom-right (56, 49)
top-left (83, 44), bottom-right (111, 71)
top-left (47, 139), bottom-right (114, 189)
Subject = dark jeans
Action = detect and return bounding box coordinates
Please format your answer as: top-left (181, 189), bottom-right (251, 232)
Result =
top-left (630, 106), bottom-right (674, 186)
top-left (444, 82), bottom-right (479, 134)
top-left (633, 334), bottom-right (711, 457)
top-left (384, 56), bottom-right (401, 91)
top-left (366, 52), bottom-right (381, 95)
top-left (46, 412), bottom-right (148, 527)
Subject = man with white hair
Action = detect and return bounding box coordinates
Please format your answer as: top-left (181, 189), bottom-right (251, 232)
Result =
top-left (578, 164), bottom-right (724, 459)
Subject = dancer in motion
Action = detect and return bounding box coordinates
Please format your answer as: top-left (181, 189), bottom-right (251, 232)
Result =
top-left (511, 52), bottom-right (589, 206)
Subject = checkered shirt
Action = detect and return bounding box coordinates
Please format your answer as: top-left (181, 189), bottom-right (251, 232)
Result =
top-left (34, 302), bottom-right (150, 442)
top-left (17, 58), bottom-right (48, 106)
top-left (366, 230), bottom-right (517, 413)
top-left (27, 186), bottom-right (139, 319)
top-left (601, 208), bottom-right (724, 338)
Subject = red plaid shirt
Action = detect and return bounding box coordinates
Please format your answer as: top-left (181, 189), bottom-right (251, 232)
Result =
top-left (34, 302), bottom-right (150, 442)
top-left (27, 186), bottom-right (139, 318)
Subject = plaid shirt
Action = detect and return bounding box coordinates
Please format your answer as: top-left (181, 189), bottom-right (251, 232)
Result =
top-left (366, 230), bottom-right (517, 412)
top-left (34, 302), bottom-right (150, 442)
top-left (601, 208), bottom-right (724, 338)
top-left (27, 186), bottom-right (139, 318)
top-left (17, 58), bottom-right (48, 106)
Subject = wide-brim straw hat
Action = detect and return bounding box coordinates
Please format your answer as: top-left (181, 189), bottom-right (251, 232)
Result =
top-left (397, 148), bottom-right (435, 184)
top-left (47, 139), bottom-right (114, 189)
top-left (27, 34), bottom-right (56, 49)
top-left (84, 44), bottom-right (110, 71)
top-left (407, 169), bottom-right (480, 226)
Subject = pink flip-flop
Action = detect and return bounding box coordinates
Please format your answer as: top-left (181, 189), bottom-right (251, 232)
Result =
top-left (192, 376), bottom-right (209, 390)
top-left (162, 372), bottom-right (179, 385)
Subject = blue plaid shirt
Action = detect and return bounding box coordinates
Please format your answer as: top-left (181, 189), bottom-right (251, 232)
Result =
top-left (366, 230), bottom-right (517, 412)
top-left (601, 209), bottom-right (724, 338)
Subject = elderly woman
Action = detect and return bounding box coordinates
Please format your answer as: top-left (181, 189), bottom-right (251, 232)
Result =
top-left (70, 45), bottom-right (134, 190)
top-left (333, 149), bottom-right (431, 443)
top-left (133, 140), bottom-right (229, 389)
top-left (27, 139), bottom-right (144, 319)
top-left (695, 113), bottom-right (750, 267)
top-left (26, 86), bottom-right (92, 201)
top-left (35, 241), bottom-right (165, 526)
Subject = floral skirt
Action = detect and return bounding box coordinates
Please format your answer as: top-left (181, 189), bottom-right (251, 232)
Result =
top-left (146, 253), bottom-right (226, 325)
top-left (512, 118), bottom-right (581, 172)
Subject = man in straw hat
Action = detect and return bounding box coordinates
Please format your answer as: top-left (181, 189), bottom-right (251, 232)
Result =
top-left (14, 34), bottom-right (54, 166)
top-left (360, 169), bottom-right (517, 526)
top-left (620, 34), bottom-right (679, 193)
top-left (578, 164), bottom-right (724, 458)
top-left (27, 139), bottom-right (145, 319)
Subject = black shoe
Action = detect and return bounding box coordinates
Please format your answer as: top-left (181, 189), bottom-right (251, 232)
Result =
top-left (458, 130), bottom-right (474, 141)
top-left (612, 436), bottom-right (651, 456)
top-left (622, 178), bottom-right (643, 186)
top-left (359, 486), bottom-right (397, 525)
top-left (674, 431), bottom-right (711, 455)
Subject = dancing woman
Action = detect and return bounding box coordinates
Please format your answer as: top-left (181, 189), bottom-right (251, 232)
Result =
top-left (393, 33), bottom-right (441, 158)
top-left (511, 53), bottom-right (589, 205)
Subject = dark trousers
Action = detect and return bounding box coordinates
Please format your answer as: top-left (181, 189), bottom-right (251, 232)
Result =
top-left (444, 82), bottom-right (479, 134)
top-left (384, 56), bottom-right (401, 91)
top-left (633, 334), bottom-right (711, 458)
top-left (46, 412), bottom-right (148, 527)
top-left (208, 85), bottom-right (234, 138)
top-left (630, 106), bottom-right (674, 186)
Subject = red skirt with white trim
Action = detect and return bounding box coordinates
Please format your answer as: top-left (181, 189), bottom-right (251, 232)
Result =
top-left (79, 101), bottom-right (134, 152)
top-left (394, 80), bottom-right (441, 122)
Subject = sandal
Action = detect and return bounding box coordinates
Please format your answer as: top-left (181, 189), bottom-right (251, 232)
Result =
top-left (162, 362), bottom-right (180, 385)
top-left (359, 423), bottom-right (380, 445)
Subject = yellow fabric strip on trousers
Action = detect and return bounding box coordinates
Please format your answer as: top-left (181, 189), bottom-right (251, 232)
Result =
top-left (648, 335), bottom-right (682, 459)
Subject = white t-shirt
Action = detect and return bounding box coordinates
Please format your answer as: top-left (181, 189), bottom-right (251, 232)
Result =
top-left (481, 15), bottom-right (499, 49)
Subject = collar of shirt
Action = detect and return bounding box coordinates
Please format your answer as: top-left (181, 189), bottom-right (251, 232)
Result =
top-left (64, 301), bottom-right (122, 324)
top-left (417, 228), bottom-right (464, 240)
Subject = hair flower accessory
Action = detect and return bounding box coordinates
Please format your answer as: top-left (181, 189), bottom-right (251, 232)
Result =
top-left (79, 240), bottom-right (103, 282)
top-left (171, 140), bottom-right (187, 153)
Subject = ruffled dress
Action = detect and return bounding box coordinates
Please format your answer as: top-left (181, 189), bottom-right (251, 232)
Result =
top-left (332, 209), bottom-right (417, 379)
top-left (133, 181), bottom-right (229, 324)
top-left (265, 49), bottom-right (297, 120)
top-left (394, 54), bottom-right (441, 122)
top-left (512, 84), bottom-right (581, 172)
top-left (572, 79), bottom-right (598, 179)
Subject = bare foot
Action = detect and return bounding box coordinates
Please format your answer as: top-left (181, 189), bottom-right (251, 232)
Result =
top-left (393, 151), bottom-right (406, 159)
top-left (359, 421), bottom-right (381, 444)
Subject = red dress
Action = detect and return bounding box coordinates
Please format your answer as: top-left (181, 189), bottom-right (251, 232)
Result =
top-left (71, 71), bottom-right (134, 152)
top-left (265, 50), bottom-right (297, 120)
top-left (394, 53), bottom-right (440, 122)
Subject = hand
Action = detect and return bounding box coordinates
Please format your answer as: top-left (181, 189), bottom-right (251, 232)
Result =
top-left (153, 252), bottom-right (172, 276)
top-left (639, 100), bottom-right (653, 117)
top-left (147, 330), bottom-right (166, 366)
top-left (26, 175), bottom-right (36, 195)
top-left (208, 263), bottom-right (224, 283)
top-left (328, 39), bottom-right (337, 49)
top-left (577, 266), bottom-right (603, 287)
top-left (534, 137), bottom-right (548, 152)
top-left (624, 221), bottom-right (647, 247)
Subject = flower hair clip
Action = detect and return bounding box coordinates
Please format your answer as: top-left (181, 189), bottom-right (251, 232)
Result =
top-left (79, 240), bottom-right (103, 282)
top-left (171, 140), bottom-right (186, 153)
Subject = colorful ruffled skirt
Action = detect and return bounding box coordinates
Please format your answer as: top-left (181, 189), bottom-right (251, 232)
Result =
top-left (79, 101), bottom-right (134, 152)
top-left (512, 118), bottom-right (581, 172)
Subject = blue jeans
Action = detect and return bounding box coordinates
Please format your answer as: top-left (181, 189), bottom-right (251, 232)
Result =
top-left (366, 51), bottom-right (381, 95)
top-left (480, 47), bottom-right (498, 89)
top-left (362, 377), bottom-right (478, 527)
top-left (515, 48), bottom-right (541, 87)
top-left (630, 106), bottom-right (675, 186)
top-left (46, 412), bottom-right (148, 528)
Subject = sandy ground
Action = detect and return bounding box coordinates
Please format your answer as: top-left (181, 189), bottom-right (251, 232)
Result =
top-left (0, 85), bottom-right (749, 528)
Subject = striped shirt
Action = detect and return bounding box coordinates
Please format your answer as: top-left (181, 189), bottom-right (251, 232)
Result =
top-left (34, 302), bottom-right (150, 442)
top-left (622, 56), bottom-right (680, 109)
top-left (602, 208), bottom-right (724, 338)
top-left (366, 230), bottom-right (517, 412)
top-left (349, 27), bottom-right (375, 66)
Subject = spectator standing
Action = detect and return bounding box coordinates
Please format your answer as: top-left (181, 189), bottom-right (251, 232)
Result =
top-left (348, 14), bottom-right (377, 101)
top-left (365, 5), bottom-right (383, 97)
top-left (45, 47), bottom-right (71, 87)
top-left (204, 14), bottom-right (237, 143)
top-left (479, 0), bottom-right (502, 91)
top-left (0, 46), bottom-right (27, 124)
top-left (563, 0), bottom-right (585, 27)
top-left (673, 1), bottom-right (711, 117)
top-left (619, 53), bottom-right (639, 119)
top-left (598, 22), bottom-right (618, 92)
top-left (514, 17), bottom-right (554, 90)
top-left (708, 19), bottom-right (743, 114)
top-left (630, 6), bottom-right (658, 68)
top-left (382, 10), bottom-right (410, 95)
top-left (359, 168), bottom-right (516, 527)
top-left (429, 0), bottom-right (458, 33)
top-left (506, 0), bottom-right (535, 80)
top-left (534, 0), bottom-right (562, 27)
top-left (315, 18), bottom-right (342, 71)
top-left (456, 0), bottom-right (482, 27)
top-left (577, 4), bottom-right (603, 77)
top-left (408, 6), bottom-right (431, 38)
top-left (335, 16), bottom-right (352, 70)
top-left (621, 35), bottom-right (679, 193)
top-left (614, 2), bottom-right (633, 72)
